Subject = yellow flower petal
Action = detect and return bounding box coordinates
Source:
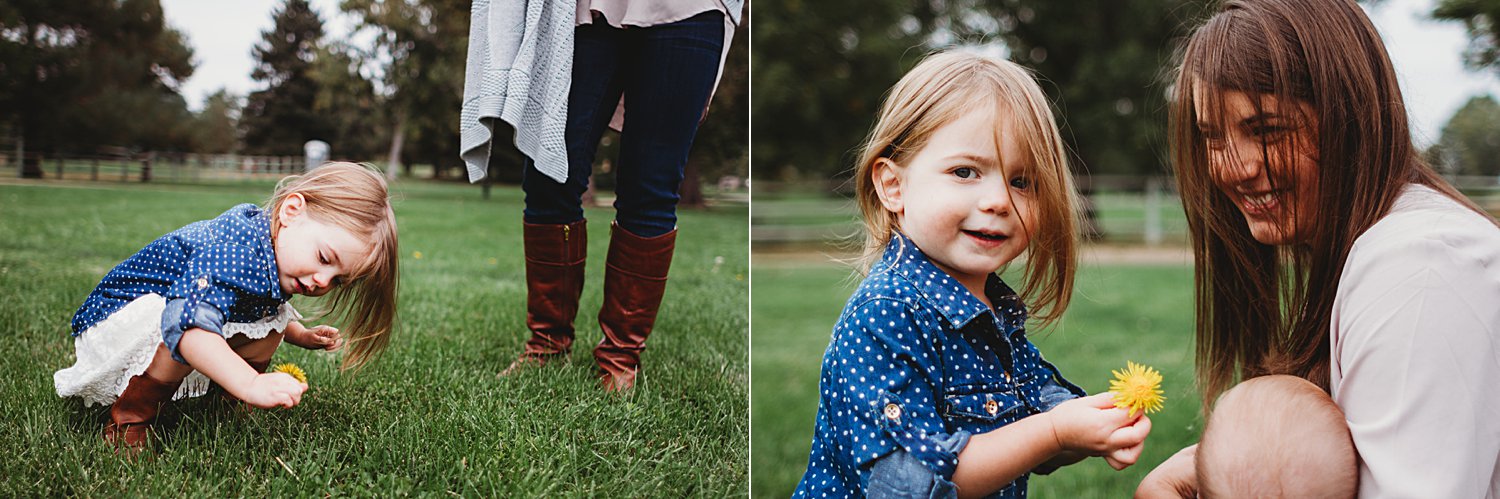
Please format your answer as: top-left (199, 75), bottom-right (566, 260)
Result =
top-left (1109, 361), bottom-right (1165, 417)
top-left (272, 363), bottom-right (308, 384)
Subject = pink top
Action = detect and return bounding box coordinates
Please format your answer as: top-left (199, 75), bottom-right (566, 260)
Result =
top-left (577, 0), bottom-right (728, 27)
top-left (1329, 184), bottom-right (1500, 498)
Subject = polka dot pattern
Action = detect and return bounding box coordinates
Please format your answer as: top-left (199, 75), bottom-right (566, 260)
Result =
top-left (71, 204), bottom-right (286, 343)
top-left (794, 232), bottom-right (1085, 499)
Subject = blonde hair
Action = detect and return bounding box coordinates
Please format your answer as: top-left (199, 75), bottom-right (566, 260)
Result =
top-left (853, 50), bottom-right (1080, 323)
top-left (266, 161), bottom-right (398, 371)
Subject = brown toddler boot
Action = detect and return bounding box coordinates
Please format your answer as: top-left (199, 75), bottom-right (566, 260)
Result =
top-left (502, 220), bottom-right (588, 376)
top-left (104, 371), bottom-right (183, 452)
top-left (594, 223), bottom-right (676, 392)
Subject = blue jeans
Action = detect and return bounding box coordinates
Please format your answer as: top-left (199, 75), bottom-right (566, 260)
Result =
top-left (522, 10), bottom-right (726, 238)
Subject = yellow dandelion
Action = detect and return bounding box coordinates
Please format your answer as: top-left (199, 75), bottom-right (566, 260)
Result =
top-left (1109, 361), bottom-right (1164, 417)
top-left (413, 251), bottom-right (424, 260)
top-left (487, 257), bottom-right (498, 265)
top-left (272, 363), bottom-right (308, 384)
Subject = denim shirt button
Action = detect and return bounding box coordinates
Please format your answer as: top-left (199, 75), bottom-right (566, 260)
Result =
top-left (196, 277), bottom-right (209, 289)
top-left (984, 399), bottom-right (999, 416)
top-left (883, 402), bottom-right (902, 421)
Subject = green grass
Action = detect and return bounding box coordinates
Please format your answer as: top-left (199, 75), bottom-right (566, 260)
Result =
top-left (0, 179), bottom-right (747, 495)
top-left (751, 258), bottom-right (1202, 497)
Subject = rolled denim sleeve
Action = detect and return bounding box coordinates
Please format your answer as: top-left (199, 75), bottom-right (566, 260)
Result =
top-left (160, 298), bottom-right (226, 364)
top-left (828, 299), bottom-right (969, 483)
top-left (867, 431), bottom-right (972, 499)
top-left (1037, 376), bottom-right (1082, 412)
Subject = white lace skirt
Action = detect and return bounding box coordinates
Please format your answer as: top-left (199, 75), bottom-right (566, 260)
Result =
top-left (53, 293), bottom-right (301, 407)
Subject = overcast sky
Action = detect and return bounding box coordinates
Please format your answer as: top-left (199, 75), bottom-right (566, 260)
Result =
top-left (161, 0), bottom-right (1499, 148)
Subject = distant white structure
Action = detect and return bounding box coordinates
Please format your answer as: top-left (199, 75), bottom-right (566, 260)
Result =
top-left (304, 140), bottom-right (330, 171)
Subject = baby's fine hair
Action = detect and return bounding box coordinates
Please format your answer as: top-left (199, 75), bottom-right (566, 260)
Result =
top-left (1197, 375), bottom-right (1358, 498)
top-left (852, 50), bottom-right (1080, 322)
top-left (266, 161), bottom-right (398, 371)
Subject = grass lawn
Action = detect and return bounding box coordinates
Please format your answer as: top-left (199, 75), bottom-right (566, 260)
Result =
top-left (751, 257), bottom-right (1202, 497)
top-left (0, 178), bottom-right (747, 496)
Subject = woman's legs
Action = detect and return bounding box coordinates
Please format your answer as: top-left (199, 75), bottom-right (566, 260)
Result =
top-left (610, 11), bottom-right (726, 237)
top-left (507, 20), bottom-right (629, 374)
top-left (595, 11), bottom-right (726, 391)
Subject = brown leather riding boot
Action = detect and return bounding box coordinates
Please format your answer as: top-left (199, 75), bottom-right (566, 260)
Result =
top-left (501, 220), bottom-right (588, 376)
top-left (595, 223), bottom-right (676, 391)
top-left (104, 371), bottom-right (183, 452)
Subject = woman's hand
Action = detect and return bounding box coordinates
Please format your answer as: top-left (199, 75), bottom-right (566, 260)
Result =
top-left (1135, 444), bottom-right (1198, 499)
top-left (239, 372), bottom-right (308, 409)
top-left (1047, 393), bottom-right (1149, 459)
top-left (285, 322), bottom-right (342, 351)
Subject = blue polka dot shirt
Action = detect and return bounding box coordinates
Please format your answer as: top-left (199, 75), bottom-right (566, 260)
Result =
top-left (794, 232), bottom-right (1084, 499)
top-left (71, 204), bottom-right (286, 362)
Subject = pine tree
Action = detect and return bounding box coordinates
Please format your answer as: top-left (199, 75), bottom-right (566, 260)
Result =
top-left (240, 0), bottom-right (333, 156)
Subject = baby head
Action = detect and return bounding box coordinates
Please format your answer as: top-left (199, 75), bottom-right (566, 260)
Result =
top-left (1197, 374), bottom-right (1357, 498)
top-left (267, 161), bottom-right (399, 370)
top-left (854, 50), bottom-right (1079, 320)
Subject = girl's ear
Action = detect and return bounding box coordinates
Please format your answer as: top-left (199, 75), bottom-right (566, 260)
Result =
top-left (277, 193), bottom-right (307, 227)
top-left (872, 158), bottom-right (904, 215)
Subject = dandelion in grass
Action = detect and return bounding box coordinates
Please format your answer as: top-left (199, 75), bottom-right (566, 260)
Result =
top-left (273, 363), bottom-right (308, 384)
top-left (412, 251), bottom-right (424, 260)
top-left (1109, 361), bottom-right (1164, 417)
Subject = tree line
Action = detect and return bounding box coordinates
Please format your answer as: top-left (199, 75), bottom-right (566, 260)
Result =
top-left (752, 0), bottom-right (1500, 183)
top-left (1, 0), bottom-right (749, 184)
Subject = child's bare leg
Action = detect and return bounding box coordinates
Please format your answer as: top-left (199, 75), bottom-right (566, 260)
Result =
top-left (144, 343), bottom-right (194, 382)
top-left (226, 330), bottom-right (284, 369)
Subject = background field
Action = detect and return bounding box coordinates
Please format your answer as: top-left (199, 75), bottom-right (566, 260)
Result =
top-left (0, 178), bottom-right (748, 496)
top-left (750, 256), bottom-right (1202, 497)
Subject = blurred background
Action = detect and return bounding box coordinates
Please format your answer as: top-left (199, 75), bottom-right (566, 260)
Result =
top-left (0, 0), bottom-right (747, 205)
top-left (750, 0), bottom-right (1500, 496)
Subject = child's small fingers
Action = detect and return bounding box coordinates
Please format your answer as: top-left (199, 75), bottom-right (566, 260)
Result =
top-left (1112, 439), bottom-right (1146, 463)
top-left (1108, 419), bottom-right (1151, 448)
top-left (1107, 427), bottom-right (1142, 448)
top-left (1079, 392), bottom-right (1118, 408)
top-left (1104, 455), bottom-right (1129, 471)
top-left (1126, 414), bottom-right (1152, 433)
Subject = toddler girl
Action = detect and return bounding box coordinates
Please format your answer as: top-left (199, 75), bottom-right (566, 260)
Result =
top-left (794, 52), bottom-right (1151, 498)
top-left (54, 162), bottom-right (399, 451)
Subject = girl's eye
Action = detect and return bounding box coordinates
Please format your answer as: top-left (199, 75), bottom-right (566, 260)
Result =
top-left (1009, 176), bottom-right (1032, 190)
top-left (319, 253), bottom-right (329, 265)
top-left (953, 167), bottom-right (977, 179)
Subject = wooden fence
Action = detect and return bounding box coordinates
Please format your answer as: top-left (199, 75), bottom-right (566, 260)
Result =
top-left (5, 152), bottom-right (312, 183)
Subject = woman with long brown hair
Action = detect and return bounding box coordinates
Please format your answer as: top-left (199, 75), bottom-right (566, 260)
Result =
top-left (1138, 0), bottom-right (1500, 496)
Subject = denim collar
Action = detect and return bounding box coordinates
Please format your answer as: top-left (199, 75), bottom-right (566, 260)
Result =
top-left (875, 231), bottom-right (1027, 330)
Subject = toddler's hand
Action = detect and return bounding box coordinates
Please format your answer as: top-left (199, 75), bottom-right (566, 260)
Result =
top-left (1103, 415), bottom-right (1152, 470)
top-left (1046, 392), bottom-right (1144, 455)
top-left (240, 372), bottom-right (308, 409)
top-left (288, 324), bottom-right (342, 351)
